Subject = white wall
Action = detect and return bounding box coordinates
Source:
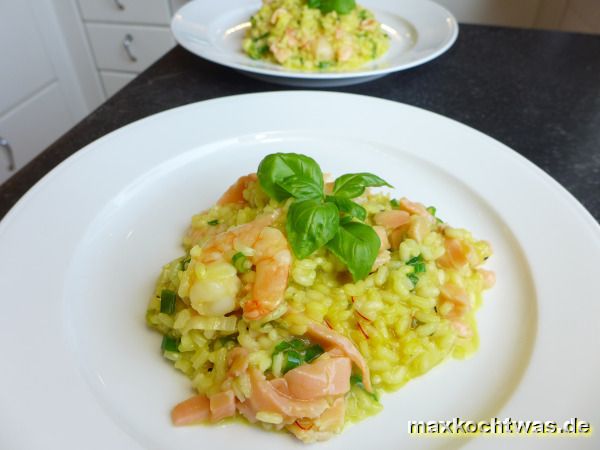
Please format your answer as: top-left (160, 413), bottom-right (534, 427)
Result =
top-left (436, 0), bottom-right (600, 34)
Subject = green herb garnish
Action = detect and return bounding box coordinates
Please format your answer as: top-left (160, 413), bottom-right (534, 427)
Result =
top-left (232, 252), bottom-right (251, 273)
top-left (407, 273), bottom-right (419, 287)
top-left (407, 254), bottom-right (426, 273)
top-left (207, 219), bottom-right (219, 226)
top-left (308, 0), bottom-right (357, 15)
top-left (390, 198), bottom-right (399, 208)
top-left (160, 289), bottom-right (177, 314)
top-left (427, 205), bottom-right (444, 223)
top-left (350, 374), bottom-right (378, 401)
top-left (272, 338), bottom-right (325, 374)
top-left (257, 153), bottom-right (392, 281)
top-left (161, 335), bottom-right (180, 352)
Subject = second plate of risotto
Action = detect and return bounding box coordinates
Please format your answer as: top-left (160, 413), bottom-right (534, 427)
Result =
top-left (171, 0), bottom-right (459, 86)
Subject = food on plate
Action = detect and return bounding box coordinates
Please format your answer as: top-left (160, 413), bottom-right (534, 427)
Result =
top-left (242, 0), bottom-right (389, 71)
top-left (146, 153), bottom-right (495, 442)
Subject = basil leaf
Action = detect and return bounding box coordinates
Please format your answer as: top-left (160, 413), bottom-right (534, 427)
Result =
top-left (319, 0), bottom-right (356, 14)
top-left (325, 195), bottom-right (366, 221)
top-left (258, 153), bottom-right (323, 201)
top-left (307, 0), bottom-right (321, 7)
top-left (278, 175), bottom-right (323, 200)
top-left (326, 222), bottom-right (380, 281)
top-left (286, 199), bottom-right (339, 259)
top-left (332, 172), bottom-right (392, 198)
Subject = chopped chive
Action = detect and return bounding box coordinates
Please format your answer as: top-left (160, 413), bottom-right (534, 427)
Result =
top-left (413, 262), bottom-right (426, 274)
top-left (160, 289), bottom-right (177, 314)
top-left (407, 273), bottom-right (419, 287)
top-left (232, 252), bottom-right (250, 273)
top-left (305, 344), bottom-right (324, 363)
top-left (426, 206), bottom-right (436, 216)
top-left (207, 219), bottom-right (219, 226)
top-left (179, 256), bottom-right (191, 271)
top-left (161, 335), bottom-right (180, 352)
top-left (406, 255), bottom-right (423, 266)
top-left (289, 338), bottom-right (306, 350)
top-left (390, 198), bottom-right (399, 208)
top-left (318, 61), bottom-right (332, 70)
top-left (350, 374), bottom-right (378, 401)
top-left (273, 341), bottom-right (291, 355)
top-left (284, 350), bottom-right (303, 373)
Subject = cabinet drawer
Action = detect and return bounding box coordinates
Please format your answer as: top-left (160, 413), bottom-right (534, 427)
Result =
top-left (78, 0), bottom-right (171, 25)
top-left (100, 71), bottom-right (137, 98)
top-left (87, 24), bottom-right (174, 72)
top-left (170, 0), bottom-right (189, 14)
top-left (0, 83), bottom-right (73, 184)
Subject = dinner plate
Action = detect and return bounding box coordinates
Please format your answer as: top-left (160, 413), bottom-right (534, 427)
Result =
top-left (1, 92), bottom-right (599, 450)
top-left (171, 0), bottom-right (458, 87)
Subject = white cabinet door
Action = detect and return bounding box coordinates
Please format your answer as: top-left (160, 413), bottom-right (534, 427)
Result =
top-left (87, 23), bottom-right (175, 72)
top-left (0, 83), bottom-right (73, 184)
top-left (0, 2), bottom-right (56, 115)
top-left (170, 0), bottom-right (189, 14)
top-left (78, 0), bottom-right (171, 25)
top-left (100, 71), bottom-right (137, 97)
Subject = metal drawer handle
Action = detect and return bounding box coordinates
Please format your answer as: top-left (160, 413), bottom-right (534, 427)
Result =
top-left (122, 34), bottom-right (138, 62)
top-left (114, 0), bottom-right (125, 10)
top-left (0, 137), bottom-right (16, 172)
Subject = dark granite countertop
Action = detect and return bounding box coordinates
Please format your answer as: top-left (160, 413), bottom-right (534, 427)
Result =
top-left (1, 24), bottom-right (599, 222)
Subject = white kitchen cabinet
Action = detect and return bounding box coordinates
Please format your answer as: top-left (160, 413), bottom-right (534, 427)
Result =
top-left (0, 0), bottom-right (100, 185)
top-left (100, 71), bottom-right (137, 97)
top-left (170, 0), bottom-right (189, 15)
top-left (77, 0), bottom-right (171, 25)
top-left (80, 0), bottom-right (186, 99)
top-left (0, 84), bottom-right (73, 175)
top-left (0, 2), bottom-right (55, 114)
top-left (87, 24), bottom-right (175, 73)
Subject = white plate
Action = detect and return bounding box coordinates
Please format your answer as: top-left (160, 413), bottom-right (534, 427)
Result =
top-left (171, 0), bottom-right (458, 87)
top-left (1, 92), bottom-right (599, 450)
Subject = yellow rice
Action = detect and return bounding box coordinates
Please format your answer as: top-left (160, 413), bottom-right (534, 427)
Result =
top-left (146, 176), bottom-right (493, 428)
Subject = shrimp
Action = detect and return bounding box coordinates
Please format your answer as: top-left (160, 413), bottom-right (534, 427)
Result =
top-left (374, 210), bottom-right (410, 229)
top-left (439, 283), bottom-right (470, 320)
top-left (243, 226), bottom-right (292, 320)
top-left (371, 225), bottom-right (391, 272)
top-left (337, 45), bottom-right (353, 62)
top-left (188, 211), bottom-right (291, 320)
top-left (217, 173), bottom-right (257, 206)
top-left (437, 238), bottom-right (469, 269)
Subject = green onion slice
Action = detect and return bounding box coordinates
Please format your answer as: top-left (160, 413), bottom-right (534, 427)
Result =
top-left (232, 252), bottom-right (250, 273)
top-left (305, 344), bottom-right (324, 363)
top-left (407, 273), bottom-right (419, 287)
top-left (284, 350), bottom-right (303, 373)
top-left (160, 289), bottom-right (177, 314)
top-left (161, 335), bottom-right (180, 352)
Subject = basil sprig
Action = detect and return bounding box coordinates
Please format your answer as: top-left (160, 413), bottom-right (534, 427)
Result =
top-left (257, 153), bottom-right (392, 281)
top-left (308, 0), bottom-right (357, 15)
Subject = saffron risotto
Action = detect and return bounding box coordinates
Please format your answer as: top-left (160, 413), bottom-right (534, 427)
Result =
top-left (146, 157), bottom-right (494, 442)
top-left (242, 0), bottom-right (389, 71)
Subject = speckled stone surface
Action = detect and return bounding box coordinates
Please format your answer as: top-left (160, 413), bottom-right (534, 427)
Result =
top-left (1, 24), bottom-right (599, 221)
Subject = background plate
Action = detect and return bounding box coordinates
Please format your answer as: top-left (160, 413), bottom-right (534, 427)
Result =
top-left (171, 0), bottom-right (459, 87)
top-left (0, 92), bottom-right (598, 449)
